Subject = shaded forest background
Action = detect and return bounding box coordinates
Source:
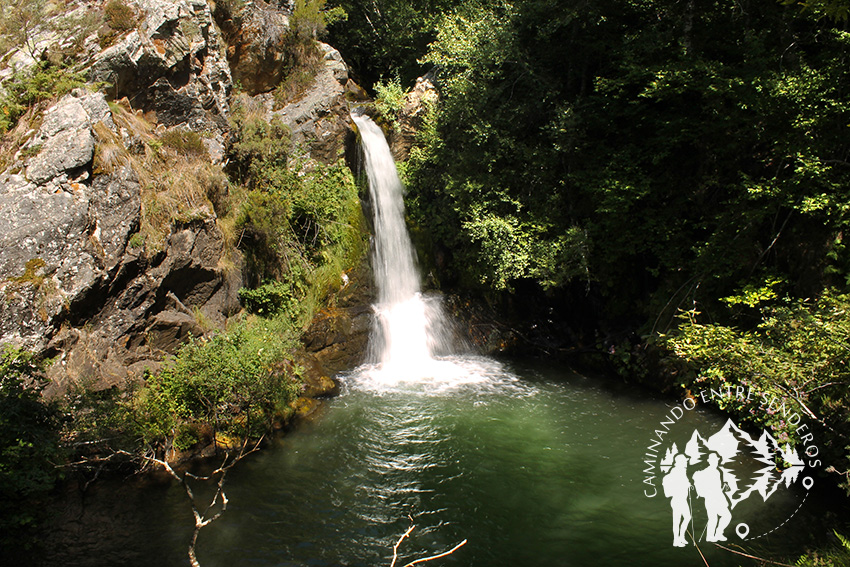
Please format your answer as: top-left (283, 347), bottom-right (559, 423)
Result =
top-left (328, 0), bottom-right (850, 510)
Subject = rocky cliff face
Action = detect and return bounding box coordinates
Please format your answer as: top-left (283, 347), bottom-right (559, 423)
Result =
top-left (0, 0), bottom-right (368, 393)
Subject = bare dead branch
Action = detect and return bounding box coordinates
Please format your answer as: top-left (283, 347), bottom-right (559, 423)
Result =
top-left (144, 436), bottom-right (264, 567)
top-left (391, 524), bottom-right (416, 567)
top-left (401, 539), bottom-right (468, 567)
top-left (686, 529), bottom-right (711, 567)
top-left (390, 522), bottom-right (467, 567)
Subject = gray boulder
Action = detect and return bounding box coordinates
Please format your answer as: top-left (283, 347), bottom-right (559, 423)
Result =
top-left (0, 163), bottom-right (141, 353)
top-left (24, 90), bottom-right (114, 185)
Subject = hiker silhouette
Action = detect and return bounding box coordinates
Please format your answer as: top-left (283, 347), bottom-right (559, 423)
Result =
top-left (662, 453), bottom-right (691, 547)
top-left (692, 453), bottom-right (732, 542)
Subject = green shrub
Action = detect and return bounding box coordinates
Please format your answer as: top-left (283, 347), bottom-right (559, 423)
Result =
top-left (104, 0), bottom-right (136, 32)
top-left (228, 102), bottom-right (291, 185)
top-left (0, 62), bottom-right (87, 133)
top-left (795, 531), bottom-right (850, 566)
top-left (290, 0), bottom-right (346, 41)
top-left (135, 318), bottom-right (302, 443)
top-left (173, 424), bottom-right (200, 452)
top-left (374, 76), bottom-right (406, 130)
top-left (60, 383), bottom-right (140, 467)
top-left (239, 279), bottom-right (303, 318)
top-left (0, 0), bottom-right (50, 58)
top-left (661, 288), bottom-right (850, 493)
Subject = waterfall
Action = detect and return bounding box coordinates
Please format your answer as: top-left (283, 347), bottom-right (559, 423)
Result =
top-left (347, 112), bottom-right (508, 392)
top-left (352, 113), bottom-right (451, 375)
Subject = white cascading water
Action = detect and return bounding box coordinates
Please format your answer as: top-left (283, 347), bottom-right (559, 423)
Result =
top-left (351, 112), bottom-right (508, 391)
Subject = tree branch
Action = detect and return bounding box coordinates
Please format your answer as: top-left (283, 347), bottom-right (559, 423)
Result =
top-left (713, 542), bottom-right (797, 567)
top-left (401, 540), bottom-right (468, 567)
top-left (390, 523), bottom-right (467, 567)
top-left (391, 524), bottom-right (416, 567)
top-left (144, 436), bottom-right (264, 567)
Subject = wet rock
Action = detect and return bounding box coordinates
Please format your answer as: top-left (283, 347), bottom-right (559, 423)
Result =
top-left (292, 396), bottom-right (321, 419)
top-left (293, 350), bottom-right (339, 398)
top-left (301, 261), bottom-right (374, 375)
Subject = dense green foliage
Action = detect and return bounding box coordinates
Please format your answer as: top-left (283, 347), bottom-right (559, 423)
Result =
top-left (403, 0), bottom-right (850, 315)
top-left (136, 318), bottom-right (302, 445)
top-left (0, 347), bottom-right (59, 551)
top-left (0, 62), bottom-right (87, 132)
top-left (228, 96), bottom-right (366, 307)
top-left (662, 290), bottom-right (850, 491)
top-left (326, 0), bottom-right (465, 87)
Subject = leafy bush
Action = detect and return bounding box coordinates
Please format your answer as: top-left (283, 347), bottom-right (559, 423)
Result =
top-left (228, 100), bottom-right (291, 185)
top-left (104, 0), bottom-right (136, 32)
top-left (60, 383), bottom-right (141, 467)
top-left (0, 62), bottom-right (87, 133)
top-left (239, 279), bottom-right (303, 318)
top-left (374, 76), bottom-right (405, 130)
top-left (661, 288), bottom-right (850, 492)
top-left (135, 318), bottom-right (302, 443)
top-left (290, 0), bottom-right (346, 41)
top-left (0, 0), bottom-right (51, 58)
top-left (795, 531), bottom-right (850, 566)
top-left (0, 346), bottom-right (60, 550)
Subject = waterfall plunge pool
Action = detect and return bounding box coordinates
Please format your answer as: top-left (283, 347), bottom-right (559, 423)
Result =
top-left (43, 356), bottom-right (826, 567)
top-left (40, 115), bottom-right (834, 566)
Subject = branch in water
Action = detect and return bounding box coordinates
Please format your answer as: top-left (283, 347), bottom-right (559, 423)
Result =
top-left (146, 436), bottom-right (264, 567)
top-left (390, 524), bottom-right (415, 567)
top-left (401, 539), bottom-right (468, 567)
top-left (390, 523), bottom-right (467, 567)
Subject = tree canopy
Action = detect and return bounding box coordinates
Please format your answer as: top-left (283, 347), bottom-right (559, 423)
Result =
top-left (332, 0), bottom-right (850, 496)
